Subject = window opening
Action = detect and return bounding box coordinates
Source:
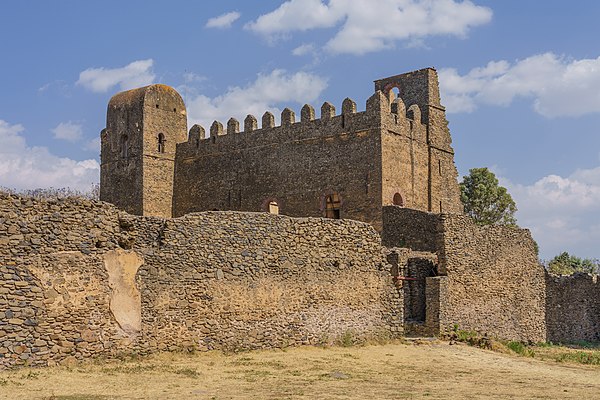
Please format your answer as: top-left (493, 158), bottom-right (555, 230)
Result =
top-left (268, 201), bottom-right (279, 215)
top-left (157, 133), bottom-right (166, 153)
top-left (325, 192), bottom-right (341, 219)
top-left (393, 193), bottom-right (404, 206)
top-left (120, 135), bottom-right (129, 158)
top-left (438, 160), bottom-right (442, 175)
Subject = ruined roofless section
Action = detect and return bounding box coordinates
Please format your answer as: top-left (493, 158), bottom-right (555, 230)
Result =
top-left (100, 68), bottom-right (463, 227)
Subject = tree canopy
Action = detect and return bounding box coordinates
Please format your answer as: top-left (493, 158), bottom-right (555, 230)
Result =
top-left (459, 167), bottom-right (517, 226)
top-left (547, 252), bottom-right (599, 275)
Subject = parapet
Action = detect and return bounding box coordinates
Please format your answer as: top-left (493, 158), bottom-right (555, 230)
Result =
top-left (178, 90), bottom-right (430, 155)
top-left (374, 67), bottom-right (442, 123)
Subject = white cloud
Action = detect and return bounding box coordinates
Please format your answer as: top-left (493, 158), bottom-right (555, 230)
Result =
top-left (246, 0), bottom-right (492, 55)
top-left (246, 0), bottom-right (341, 34)
top-left (51, 121), bottom-right (83, 142)
top-left (183, 72), bottom-right (206, 83)
top-left (185, 69), bottom-right (328, 131)
top-left (205, 11), bottom-right (241, 29)
top-left (500, 168), bottom-right (600, 259)
top-left (77, 59), bottom-right (155, 93)
top-left (0, 119), bottom-right (99, 191)
top-left (84, 137), bottom-right (101, 153)
top-left (292, 43), bottom-right (316, 56)
top-left (439, 53), bottom-right (600, 117)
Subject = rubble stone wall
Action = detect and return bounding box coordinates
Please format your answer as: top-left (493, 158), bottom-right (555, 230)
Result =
top-left (546, 273), bottom-right (600, 343)
top-left (0, 193), bottom-right (399, 368)
top-left (381, 206), bottom-right (441, 251)
top-left (437, 214), bottom-right (547, 342)
top-left (382, 208), bottom-right (547, 342)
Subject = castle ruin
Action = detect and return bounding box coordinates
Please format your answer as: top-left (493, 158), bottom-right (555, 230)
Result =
top-left (100, 68), bottom-right (462, 230)
top-left (0, 68), bottom-right (597, 368)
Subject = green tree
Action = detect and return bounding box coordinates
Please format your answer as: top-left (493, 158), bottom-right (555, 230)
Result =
top-left (459, 167), bottom-right (517, 226)
top-left (547, 252), bottom-right (599, 275)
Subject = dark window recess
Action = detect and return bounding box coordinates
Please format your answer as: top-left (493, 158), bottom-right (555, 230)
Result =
top-left (325, 192), bottom-right (341, 219)
top-left (157, 133), bottom-right (166, 153)
top-left (120, 135), bottom-right (129, 158)
top-left (393, 193), bottom-right (404, 206)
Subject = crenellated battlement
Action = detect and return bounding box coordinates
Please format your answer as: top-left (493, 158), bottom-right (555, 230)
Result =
top-left (177, 91), bottom-right (428, 158)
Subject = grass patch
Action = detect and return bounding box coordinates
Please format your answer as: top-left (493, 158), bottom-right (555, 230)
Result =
top-left (555, 351), bottom-right (600, 365)
top-left (444, 325), bottom-right (492, 350)
top-left (444, 326), bottom-right (599, 366)
top-left (338, 331), bottom-right (356, 347)
top-left (506, 341), bottom-right (535, 357)
top-left (569, 340), bottom-right (600, 349)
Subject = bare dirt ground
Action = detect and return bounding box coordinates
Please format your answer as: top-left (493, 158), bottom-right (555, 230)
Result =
top-left (0, 340), bottom-right (599, 400)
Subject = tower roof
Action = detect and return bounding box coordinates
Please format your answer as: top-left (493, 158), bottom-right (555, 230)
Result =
top-left (108, 84), bottom-right (184, 110)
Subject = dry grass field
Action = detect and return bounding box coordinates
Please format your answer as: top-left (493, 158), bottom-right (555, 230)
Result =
top-left (0, 340), bottom-right (599, 400)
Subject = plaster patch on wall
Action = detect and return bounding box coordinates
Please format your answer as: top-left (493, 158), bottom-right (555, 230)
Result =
top-left (104, 249), bottom-right (143, 335)
top-left (28, 251), bottom-right (105, 309)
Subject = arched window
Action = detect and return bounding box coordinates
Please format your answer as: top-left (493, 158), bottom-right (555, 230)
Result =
top-left (120, 135), bottom-right (129, 158)
top-left (268, 201), bottom-right (279, 215)
top-left (393, 193), bottom-right (404, 206)
top-left (325, 192), bottom-right (341, 219)
top-left (157, 133), bottom-right (166, 153)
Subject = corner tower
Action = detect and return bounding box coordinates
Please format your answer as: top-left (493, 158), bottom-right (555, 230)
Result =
top-left (375, 68), bottom-right (462, 214)
top-left (100, 84), bottom-right (187, 218)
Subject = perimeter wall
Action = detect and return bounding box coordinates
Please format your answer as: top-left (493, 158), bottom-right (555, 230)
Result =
top-left (0, 193), bottom-right (400, 368)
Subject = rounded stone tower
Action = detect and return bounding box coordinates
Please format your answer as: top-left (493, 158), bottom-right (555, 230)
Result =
top-left (100, 84), bottom-right (188, 218)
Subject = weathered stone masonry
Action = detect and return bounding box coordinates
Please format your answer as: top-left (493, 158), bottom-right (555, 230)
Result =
top-left (0, 193), bottom-right (400, 368)
top-left (383, 206), bottom-right (547, 342)
top-left (546, 273), bottom-right (600, 343)
top-left (3, 66), bottom-right (598, 369)
top-left (2, 195), bottom-right (598, 369)
top-left (101, 68), bottom-right (463, 231)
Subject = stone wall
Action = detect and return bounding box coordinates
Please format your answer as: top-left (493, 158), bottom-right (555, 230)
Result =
top-left (0, 193), bottom-right (400, 368)
top-left (100, 85), bottom-right (187, 218)
top-left (376, 68), bottom-right (463, 215)
top-left (173, 95), bottom-right (387, 230)
top-left (436, 214), bottom-right (547, 342)
top-left (546, 273), bottom-right (600, 343)
top-left (98, 68), bottom-right (463, 229)
top-left (382, 208), bottom-right (547, 342)
top-left (381, 206), bottom-right (441, 252)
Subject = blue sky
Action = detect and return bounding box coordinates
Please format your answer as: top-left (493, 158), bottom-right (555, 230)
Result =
top-left (1, 0), bottom-right (600, 260)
